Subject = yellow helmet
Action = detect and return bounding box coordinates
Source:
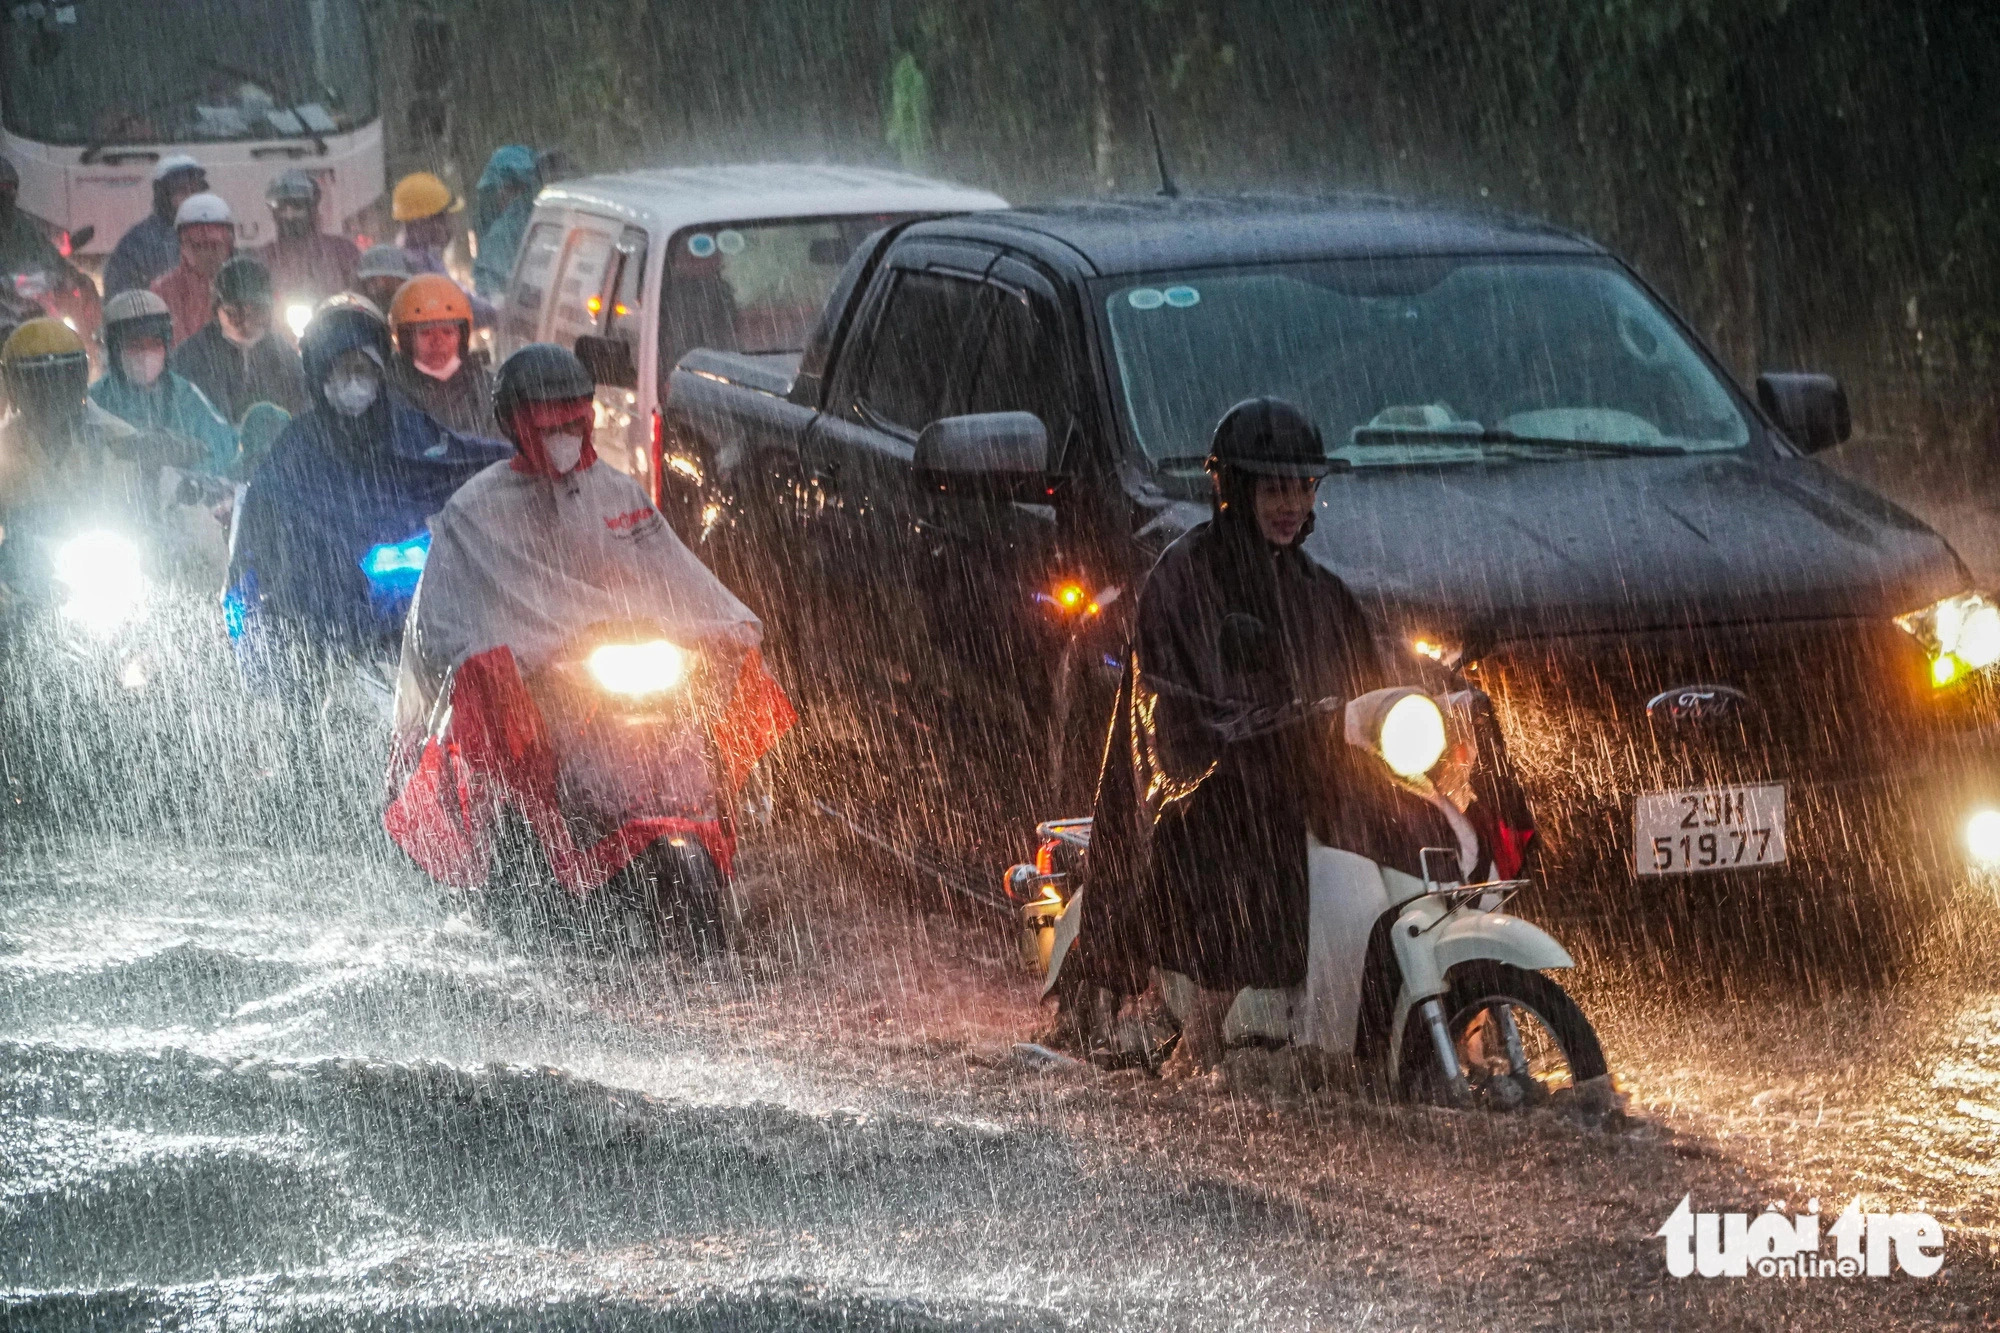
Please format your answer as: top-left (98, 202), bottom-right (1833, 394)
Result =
top-left (1, 316), bottom-right (89, 417)
top-left (391, 171), bottom-right (463, 222)
top-left (2, 316), bottom-right (86, 364)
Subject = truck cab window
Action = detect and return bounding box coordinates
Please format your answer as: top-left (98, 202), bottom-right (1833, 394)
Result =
top-left (857, 270), bottom-right (986, 434)
top-left (964, 287), bottom-right (1067, 438)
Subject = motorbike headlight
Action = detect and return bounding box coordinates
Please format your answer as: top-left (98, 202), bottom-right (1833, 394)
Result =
top-left (53, 530), bottom-right (146, 636)
top-left (284, 301), bottom-right (314, 340)
top-left (1895, 592), bottom-right (2000, 688)
top-left (1345, 687), bottom-right (1449, 779)
top-left (586, 639), bottom-right (687, 698)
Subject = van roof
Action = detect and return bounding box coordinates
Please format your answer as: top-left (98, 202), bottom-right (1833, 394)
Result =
top-left (533, 163), bottom-right (1008, 234)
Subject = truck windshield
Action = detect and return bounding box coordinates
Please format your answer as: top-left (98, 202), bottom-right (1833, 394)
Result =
top-left (663, 214), bottom-right (918, 362)
top-left (1103, 257), bottom-right (1751, 468)
top-left (1, 0), bottom-right (376, 146)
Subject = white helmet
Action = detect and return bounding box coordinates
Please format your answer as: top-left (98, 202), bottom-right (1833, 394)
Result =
top-left (174, 192), bottom-right (233, 228)
top-left (152, 153), bottom-right (203, 182)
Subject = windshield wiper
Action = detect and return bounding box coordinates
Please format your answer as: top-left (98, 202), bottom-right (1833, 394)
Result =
top-left (1348, 427), bottom-right (1686, 457)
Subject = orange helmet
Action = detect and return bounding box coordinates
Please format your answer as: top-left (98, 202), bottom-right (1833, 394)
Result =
top-left (388, 274), bottom-right (472, 358)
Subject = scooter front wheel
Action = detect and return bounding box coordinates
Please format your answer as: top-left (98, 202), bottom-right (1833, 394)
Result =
top-left (1402, 962), bottom-right (1607, 1109)
top-left (612, 837), bottom-right (728, 957)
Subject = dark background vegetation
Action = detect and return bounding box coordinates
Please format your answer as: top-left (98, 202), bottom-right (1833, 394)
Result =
top-left (382, 0), bottom-right (2000, 466)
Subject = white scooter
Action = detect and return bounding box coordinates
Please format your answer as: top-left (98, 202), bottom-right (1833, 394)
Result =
top-left (1012, 687), bottom-right (1607, 1106)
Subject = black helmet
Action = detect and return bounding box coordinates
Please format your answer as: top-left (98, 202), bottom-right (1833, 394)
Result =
top-left (493, 343), bottom-right (594, 441)
top-left (1205, 397), bottom-right (1330, 478)
top-left (213, 254), bottom-right (273, 308)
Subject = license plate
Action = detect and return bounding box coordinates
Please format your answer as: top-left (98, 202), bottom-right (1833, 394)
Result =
top-left (1634, 784), bottom-right (1786, 876)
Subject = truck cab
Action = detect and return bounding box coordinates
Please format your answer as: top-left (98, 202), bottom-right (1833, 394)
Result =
top-left (663, 193), bottom-right (2000, 933)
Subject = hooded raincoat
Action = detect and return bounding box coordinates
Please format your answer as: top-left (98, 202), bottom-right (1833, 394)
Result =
top-left (1069, 473), bottom-right (1459, 996)
top-left (89, 363), bottom-right (237, 477)
top-left (224, 310), bottom-right (510, 676)
top-left (470, 146), bottom-right (539, 300)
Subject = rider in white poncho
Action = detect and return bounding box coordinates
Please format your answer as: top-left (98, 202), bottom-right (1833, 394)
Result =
top-left (393, 343), bottom-right (763, 733)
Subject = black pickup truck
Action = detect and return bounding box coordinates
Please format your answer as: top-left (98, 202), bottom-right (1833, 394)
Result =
top-left (657, 193), bottom-right (2000, 942)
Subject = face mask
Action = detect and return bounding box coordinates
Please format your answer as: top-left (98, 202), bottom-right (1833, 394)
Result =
top-left (542, 431), bottom-right (585, 474)
top-left (121, 348), bottom-right (166, 387)
top-left (324, 371), bottom-right (379, 417)
top-left (417, 354), bottom-right (461, 382)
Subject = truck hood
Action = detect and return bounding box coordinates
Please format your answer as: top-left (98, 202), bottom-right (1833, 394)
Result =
top-left (1300, 454), bottom-right (1969, 642)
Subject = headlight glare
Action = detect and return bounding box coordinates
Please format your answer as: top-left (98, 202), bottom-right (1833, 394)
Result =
top-left (586, 639), bottom-right (687, 697)
top-left (54, 530), bottom-right (146, 636)
top-left (1896, 592), bottom-right (2000, 686)
top-left (1379, 693), bottom-right (1448, 779)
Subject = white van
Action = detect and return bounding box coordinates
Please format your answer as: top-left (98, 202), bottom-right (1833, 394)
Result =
top-left (496, 163), bottom-right (1006, 497)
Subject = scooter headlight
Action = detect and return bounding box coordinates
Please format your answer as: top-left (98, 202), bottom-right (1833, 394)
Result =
top-left (1345, 687), bottom-right (1448, 779)
top-left (284, 301), bottom-right (315, 340)
top-left (53, 530), bottom-right (146, 636)
top-left (1897, 592), bottom-right (2000, 688)
top-left (586, 639), bottom-right (687, 698)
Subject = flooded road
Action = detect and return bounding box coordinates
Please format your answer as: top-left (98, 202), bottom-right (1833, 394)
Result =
top-left (3, 823), bottom-right (1998, 1330)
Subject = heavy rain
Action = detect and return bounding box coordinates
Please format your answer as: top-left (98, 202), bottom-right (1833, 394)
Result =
top-left (2, 2), bottom-right (1998, 1329)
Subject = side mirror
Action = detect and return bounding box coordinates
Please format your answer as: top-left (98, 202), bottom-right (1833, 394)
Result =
top-left (574, 334), bottom-right (636, 390)
top-left (1219, 613), bottom-right (1271, 675)
top-left (912, 411), bottom-right (1048, 495)
top-left (67, 224), bottom-right (94, 252)
top-left (1756, 372), bottom-right (1850, 455)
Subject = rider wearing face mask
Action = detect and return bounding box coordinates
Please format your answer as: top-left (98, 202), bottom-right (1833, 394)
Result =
top-left (88, 289), bottom-right (237, 477)
top-left (0, 317), bottom-right (219, 589)
top-left (396, 343), bottom-right (767, 745)
top-left (170, 256), bottom-right (307, 422)
top-left (384, 275), bottom-right (497, 437)
top-left (254, 170), bottom-right (359, 316)
top-left (224, 305), bottom-right (510, 682)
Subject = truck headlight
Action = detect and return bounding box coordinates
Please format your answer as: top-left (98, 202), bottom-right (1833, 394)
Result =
top-left (1345, 687), bottom-right (1448, 779)
top-left (53, 530), bottom-right (146, 636)
top-left (586, 639), bottom-right (687, 697)
top-left (1896, 592), bottom-right (2000, 688)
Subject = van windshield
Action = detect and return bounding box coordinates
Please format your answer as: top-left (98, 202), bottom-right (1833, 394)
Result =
top-left (1103, 257), bottom-right (1752, 468)
top-left (661, 215), bottom-right (922, 365)
top-left (1, 0), bottom-right (376, 146)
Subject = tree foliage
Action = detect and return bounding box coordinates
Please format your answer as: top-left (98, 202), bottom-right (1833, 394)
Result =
top-left (390, 0), bottom-right (2000, 445)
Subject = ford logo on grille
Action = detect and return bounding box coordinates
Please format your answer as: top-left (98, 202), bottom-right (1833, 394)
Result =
top-left (1647, 684), bottom-right (1753, 724)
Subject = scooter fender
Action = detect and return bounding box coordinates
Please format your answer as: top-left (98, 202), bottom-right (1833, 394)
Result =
top-left (1384, 901), bottom-right (1575, 1088)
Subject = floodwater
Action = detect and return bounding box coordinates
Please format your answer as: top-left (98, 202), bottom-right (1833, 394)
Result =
top-left (5, 817), bottom-right (1998, 1331)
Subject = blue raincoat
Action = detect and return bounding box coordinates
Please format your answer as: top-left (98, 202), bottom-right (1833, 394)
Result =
top-left (89, 367), bottom-right (238, 477)
top-left (472, 145), bottom-right (540, 300)
top-left (224, 307), bottom-right (510, 683)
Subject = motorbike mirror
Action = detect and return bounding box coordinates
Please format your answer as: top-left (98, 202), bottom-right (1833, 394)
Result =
top-left (68, 225), bottom-right (95, 252)
top-left (1219, 613), bottom-right (1271, 674)
top-left (1755, 371), bottom-right (1850, 455)
top-left (913, 411), bottom-right (1048, 498)
top-left (573, 334), bottom-right (636, 390)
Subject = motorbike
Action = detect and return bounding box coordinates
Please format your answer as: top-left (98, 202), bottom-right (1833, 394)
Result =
top-left (383, 621), bottom-right (779, 954)
top-left (1012, 683), bottom-right (1609, 1108)
top-left (0, 505), bottom-right (236, 813)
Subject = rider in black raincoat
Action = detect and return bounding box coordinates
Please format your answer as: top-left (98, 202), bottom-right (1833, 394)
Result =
top-left (1068, 399), bottom-right (1463, 1071)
